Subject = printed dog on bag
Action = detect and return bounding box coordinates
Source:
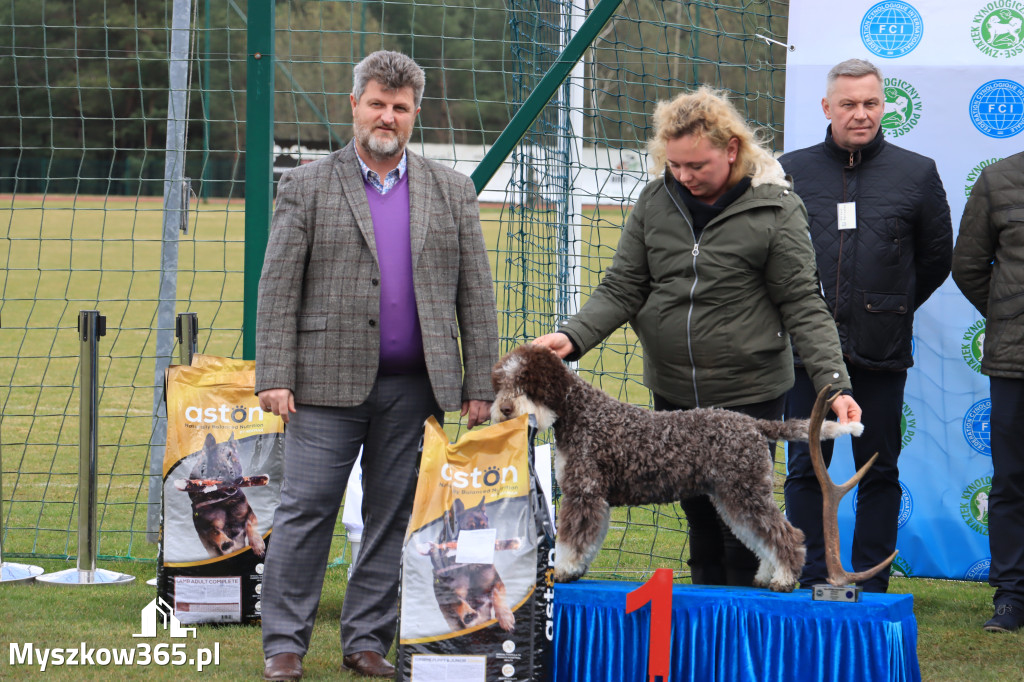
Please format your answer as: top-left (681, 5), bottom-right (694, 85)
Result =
top-left (178, 433), bottom-right (266, 558)
top-left (425, 497), bottom-right (518, 632)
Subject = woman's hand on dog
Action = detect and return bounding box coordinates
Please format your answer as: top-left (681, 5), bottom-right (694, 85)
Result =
top-left (830, 394), bottom-right (862, 425)
top-left (531, 332), bottom-right (574, 359)
top-left (258, 388), bottom-right (296, 424)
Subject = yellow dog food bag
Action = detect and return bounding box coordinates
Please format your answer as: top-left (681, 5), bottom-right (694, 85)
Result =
top-left (158, 356), bottom-right (285, 625)
top-left (397, 414), bottom-right (555, 681)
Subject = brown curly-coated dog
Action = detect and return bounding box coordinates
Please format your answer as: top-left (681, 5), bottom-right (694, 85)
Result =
top-left (490, 344), bottom-right (862, 592)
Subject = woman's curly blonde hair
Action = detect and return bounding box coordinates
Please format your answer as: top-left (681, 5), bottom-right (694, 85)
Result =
top-left (647, 85), bottom-right (785, 188)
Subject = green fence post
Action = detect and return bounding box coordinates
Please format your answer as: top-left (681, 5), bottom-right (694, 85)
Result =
top-left (470, 0), bottom-right (624, 194)
top-left (243, 4), bottom-right (274, 361)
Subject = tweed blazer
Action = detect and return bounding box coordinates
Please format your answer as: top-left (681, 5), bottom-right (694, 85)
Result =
top-left (255, 142), bottom-right (499, 412)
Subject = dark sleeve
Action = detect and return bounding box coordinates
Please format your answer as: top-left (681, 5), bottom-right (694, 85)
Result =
top-left (913, 160), bottom-right (953, 309)
top-left (951, 169), bottom-right (995, 317)
top-left (764, 194), bottom-right (852, 395)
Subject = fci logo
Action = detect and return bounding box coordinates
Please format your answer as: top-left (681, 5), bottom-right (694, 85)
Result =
top-left (861, 1), bottom-right (925, 58)
top-left (133, 597), bottom-right (196, 639)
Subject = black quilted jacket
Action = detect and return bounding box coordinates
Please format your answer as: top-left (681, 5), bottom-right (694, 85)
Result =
top-left (952, 151), bottom-right (1024, 379)
top-left (780, 127), bottom-right (953, 370)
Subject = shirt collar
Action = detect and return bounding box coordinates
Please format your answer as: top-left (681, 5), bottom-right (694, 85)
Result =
top-left (354, 147), bottom-right (407, 184)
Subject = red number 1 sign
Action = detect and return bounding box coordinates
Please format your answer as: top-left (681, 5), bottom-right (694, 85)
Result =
top-left (625, 568), bottom-right (673, 681)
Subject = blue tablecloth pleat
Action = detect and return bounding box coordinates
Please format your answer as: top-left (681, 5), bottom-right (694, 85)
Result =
top-left (553, 581), bottom-right (920, 682)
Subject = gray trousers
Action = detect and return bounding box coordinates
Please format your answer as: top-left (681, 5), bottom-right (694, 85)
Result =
top-left (261, 372), bottom-right (442, 658)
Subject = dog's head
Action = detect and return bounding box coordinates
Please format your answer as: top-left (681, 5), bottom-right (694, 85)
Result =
top-left (490, 344), bottom-right (571, 430)
top-left (452, 496), bottom-right (489, 535)
top-left (191, 433), bottom-right (243, 488)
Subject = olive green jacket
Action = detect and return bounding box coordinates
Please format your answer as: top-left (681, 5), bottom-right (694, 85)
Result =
top-left (952, 151), bottom-right (1024, 379)
top-left (560, 173), bottom-right (851, 408)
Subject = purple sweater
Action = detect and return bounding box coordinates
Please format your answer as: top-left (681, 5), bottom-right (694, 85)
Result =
top-left (364, 173), bottom-right (426, 374)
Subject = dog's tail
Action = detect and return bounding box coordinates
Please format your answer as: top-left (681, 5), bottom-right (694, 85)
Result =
top-left (755, 418), bottom-right (863, 443)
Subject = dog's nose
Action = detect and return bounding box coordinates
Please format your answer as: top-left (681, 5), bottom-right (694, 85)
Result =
top-left (221, 541), bottom-right (233, 552)
top-left (500, 403), bottom-right (515, 418)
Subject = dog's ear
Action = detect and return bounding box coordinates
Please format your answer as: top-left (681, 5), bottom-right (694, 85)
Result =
top-left (453, 497), bottom-right (465, 515)
top-left (473, 495), bottom-right (486, 511)
top-left (204, 432), bottom-right (217, 452)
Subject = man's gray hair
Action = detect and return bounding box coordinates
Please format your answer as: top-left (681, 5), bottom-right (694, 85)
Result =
top-left (827, 58), bottom-right (883, 94)
top-left (352, 50), bottom-right (426, 108)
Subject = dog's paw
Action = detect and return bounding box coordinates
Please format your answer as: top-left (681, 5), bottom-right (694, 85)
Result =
top-left (553, 568), bottom-right (585, 583)
top-left (496, 609), bottom-right (516, 632)
top-left (250, 535), bottom-right (266, 559)
top-left (768, 578), bottom-right (796, 593)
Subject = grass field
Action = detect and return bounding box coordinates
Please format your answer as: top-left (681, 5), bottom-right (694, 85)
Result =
top-left (0, 558), bottom-right (1021, 681)
top-left (3, 195), bottom-right (1022, 679)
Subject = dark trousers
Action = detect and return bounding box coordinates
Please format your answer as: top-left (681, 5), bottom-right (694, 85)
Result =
top-left (989, 376), bottom-right (1024, 609)
top-left (262, 372), bottom-right (442, 659)
top-left (784, 365), bottom-right (906, 593)
top-left (653, 393), bottom-right (785, 587)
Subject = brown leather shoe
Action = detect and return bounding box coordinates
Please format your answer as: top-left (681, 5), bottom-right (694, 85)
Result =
top-left (341, 651), bottom-right (396, 678)
top-left (263, 652), bottom-right (303, 681)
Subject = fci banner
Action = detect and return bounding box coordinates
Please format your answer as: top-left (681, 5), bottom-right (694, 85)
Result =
top-left (783, 0), bottom-right (1023, 581)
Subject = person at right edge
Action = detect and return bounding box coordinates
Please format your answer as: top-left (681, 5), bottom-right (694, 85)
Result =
top-left (951, 150), bottom-right (1024, 633)
top-left (779, 58), bottom-right (952, 593)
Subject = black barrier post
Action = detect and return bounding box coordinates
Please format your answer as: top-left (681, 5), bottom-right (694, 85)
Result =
top-left (176, 312), bottom-right (199, 366)
top-left (38, 312), bottom-right (135, 586)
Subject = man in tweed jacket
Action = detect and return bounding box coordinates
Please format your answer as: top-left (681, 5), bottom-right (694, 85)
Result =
top-left (256, 51), bottom-right (498, 680)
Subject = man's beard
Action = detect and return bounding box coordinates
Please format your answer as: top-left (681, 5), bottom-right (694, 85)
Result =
top-left (354, 119), bottom-right (408, 161)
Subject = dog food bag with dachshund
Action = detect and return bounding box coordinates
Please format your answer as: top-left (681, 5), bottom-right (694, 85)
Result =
top-left (397, 414), bottom-right (555, 682)
top-left (158, 355), bottom-right (284, 625)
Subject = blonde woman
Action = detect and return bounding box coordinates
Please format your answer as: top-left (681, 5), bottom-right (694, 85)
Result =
top-left (534, 86), bottom-right (859, 587)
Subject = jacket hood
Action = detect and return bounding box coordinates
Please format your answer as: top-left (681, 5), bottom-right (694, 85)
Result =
top-left (750, 154), bottom-right (789, 190)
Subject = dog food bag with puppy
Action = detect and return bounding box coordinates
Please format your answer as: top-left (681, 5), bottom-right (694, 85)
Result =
top-left (158, 355), bottom-right (285, 625)
top-left (397, 414), bottom-right (555, 682)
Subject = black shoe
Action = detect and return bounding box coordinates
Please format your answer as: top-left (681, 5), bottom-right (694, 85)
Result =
top-left (983, 603), bottom-right (1024, 633)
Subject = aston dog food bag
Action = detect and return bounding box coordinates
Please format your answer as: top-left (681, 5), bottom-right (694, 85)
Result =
top-left (158, 355), bottom-right (284, 625)
top-left (397, 414), bottom-right (555, 682)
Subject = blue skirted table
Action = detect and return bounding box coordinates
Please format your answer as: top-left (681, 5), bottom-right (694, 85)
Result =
top-left (553, 581), bottom-right (920, 682)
